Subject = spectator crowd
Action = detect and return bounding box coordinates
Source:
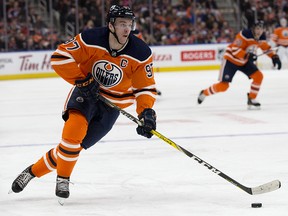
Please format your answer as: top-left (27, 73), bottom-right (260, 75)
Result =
top-left (0, 0), bottom-right (288, 52)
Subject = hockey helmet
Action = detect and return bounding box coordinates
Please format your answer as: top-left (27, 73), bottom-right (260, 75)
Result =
top-left (252, 20), bottom-right (265, 29)
top-left (106, 5), bottom-right (136, 30)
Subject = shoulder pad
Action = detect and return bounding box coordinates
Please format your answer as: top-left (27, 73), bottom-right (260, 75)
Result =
top-left (80, 27), bottom-right (109, 47)
top-left (123, 35), bottom-right (152, 61)
top-left (241, 29), bottom-right (254, 39)
top-left (241, 28), bottom-right (267, 40)
top-left (259, 32), bottom-right (267, 40)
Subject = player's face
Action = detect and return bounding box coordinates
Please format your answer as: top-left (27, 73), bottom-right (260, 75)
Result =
top-left (113, 18), bottom-right (133, 44)
top-left (280, 18), bottom-right (287, 27)
top-left (253, 26), bottom-right (264, 40)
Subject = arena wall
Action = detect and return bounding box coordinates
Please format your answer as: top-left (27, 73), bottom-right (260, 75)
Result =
top-left (0, 44), bottom-right (272, 80)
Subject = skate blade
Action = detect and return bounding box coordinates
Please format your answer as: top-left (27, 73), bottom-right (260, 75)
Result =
top-left (8, 189), bottom-right (13, 194)
top-left (58, 197), bottom-right (67, 206)
top-left (248, 105), bottom-right (261, 110)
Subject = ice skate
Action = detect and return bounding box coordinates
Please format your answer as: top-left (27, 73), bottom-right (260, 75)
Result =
top-left (56, 176), bottom-right (71, 205)
top-left (10, 165), bottom-right (35, 193)
top-left (197, 90), bottom-right (206, 104)
top-left (247, 93), bottom-right (261, 110)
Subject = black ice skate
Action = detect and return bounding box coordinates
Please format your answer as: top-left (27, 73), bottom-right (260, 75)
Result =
top-left (247, 93), bottom-right (261, 110)
top-left (10, 165), bottom-right (35, 193)
top-left (197, 90), bottom-right (206, 104)
top-left (56, 176), bottom-right (71, 205)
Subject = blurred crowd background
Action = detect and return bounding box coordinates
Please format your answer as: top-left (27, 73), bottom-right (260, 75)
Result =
top-left (0, 0), bottom-right (287, 52)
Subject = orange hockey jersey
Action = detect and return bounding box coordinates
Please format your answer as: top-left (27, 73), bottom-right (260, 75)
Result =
top-left (51, 27), bottom-right (157, 114)
top-left (223, 29), bottom-right (276, 66)
top-left (271, 27), bottom-right (288, 47)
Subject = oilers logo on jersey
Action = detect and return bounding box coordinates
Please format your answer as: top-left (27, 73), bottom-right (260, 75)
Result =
top-left (92, 61), bottom-right (123, 87)
top-left (282, 29), bottom-right (288, 37)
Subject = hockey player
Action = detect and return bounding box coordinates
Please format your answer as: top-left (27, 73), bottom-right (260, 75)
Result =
top-left (197, 20), bottom-right (281, 109)
top-left (10, 5), bottom-right (157, 203)
top-left (271, 18), bottom-right (288, 67)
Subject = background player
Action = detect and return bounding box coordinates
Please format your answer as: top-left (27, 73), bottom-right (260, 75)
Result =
top-left (10, 5), bottom-right (157, 203)
top-left (271, 18), bottom-right (288, 68)
top-left (197, 20), bottom-right (281, 109)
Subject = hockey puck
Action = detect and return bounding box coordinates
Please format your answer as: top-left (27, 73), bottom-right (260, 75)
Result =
top-left (251, 203), bottom-right (262, 208)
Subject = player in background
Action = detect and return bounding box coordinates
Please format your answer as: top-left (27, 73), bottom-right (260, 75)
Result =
top-left (10, 5), bottom-right (157, 203)
top-left (271, 18), bottom-right (288, 68)
top-left (197, 20), bottom-right (281, 109)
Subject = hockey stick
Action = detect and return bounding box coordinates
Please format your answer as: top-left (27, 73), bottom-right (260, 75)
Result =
top-left (257, 47), bottom-right (278, 57)
top-left (98, 94), bottom-right (281, 195)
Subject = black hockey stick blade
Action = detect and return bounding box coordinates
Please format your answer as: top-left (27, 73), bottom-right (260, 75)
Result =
top-left (97, 94), bottom-right (281, 195)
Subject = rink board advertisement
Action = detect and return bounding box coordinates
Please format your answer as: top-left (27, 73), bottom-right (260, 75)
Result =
top-left (151, 44), bottom-right (226, 72)
top-left (0, 51), bottom-right (57, 80)
top-left (0, 44), bottom-right (272, 80)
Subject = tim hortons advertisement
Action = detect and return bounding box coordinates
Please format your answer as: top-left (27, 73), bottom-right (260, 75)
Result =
top-left (0, 51), bottom-right (53, 75)
top-left (0, 44), bottom-right (272, 79)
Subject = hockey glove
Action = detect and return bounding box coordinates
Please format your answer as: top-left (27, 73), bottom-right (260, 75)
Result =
top-left (136, 108), bottom-right (156, 138)
top-left (272, 55), bottom-right (281, 70)
top-left (75, 73), bottom-right (99, 100)
top-left (246, 53), bottom-right (257, 62)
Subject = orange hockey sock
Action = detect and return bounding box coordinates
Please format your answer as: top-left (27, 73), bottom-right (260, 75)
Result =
top-left (248, 71), bottom-right (263, 99)
top-left (57, 110), bottom-right (87, 178)
top-left (31, 148), bottom-right (57, 177)
top-left (31, 110), bottom-right (87, 178)
top-left (203, 82), bottom-right (229, 96)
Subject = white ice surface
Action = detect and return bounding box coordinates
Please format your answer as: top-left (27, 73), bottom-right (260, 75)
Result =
top-left (1, 70), bottom-right (288, 216)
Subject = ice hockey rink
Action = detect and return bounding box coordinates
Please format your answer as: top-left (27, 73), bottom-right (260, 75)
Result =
top-left (1, 69), bottom-right (288, 216)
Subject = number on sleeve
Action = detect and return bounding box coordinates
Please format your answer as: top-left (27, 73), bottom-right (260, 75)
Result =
top-left (145, 63), bottom-right (153, 78)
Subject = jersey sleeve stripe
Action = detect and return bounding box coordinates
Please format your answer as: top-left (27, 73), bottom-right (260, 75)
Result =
top-left (132, 84), bottom-right (157, 91)
top-left (51, 59), bottom-right (75, 65)
top-left (101, 95), bottom-right (135, 105)
top-left (100, 89), bottom-right (134, 98)
top-left (54, 49), bottom-right (74, 58)
top-left (51, 49), bottom-right (75, 65)
top-left (135, 91), bottom-right (157, 98)
top-left (51, 55), bottom-right (70, 59)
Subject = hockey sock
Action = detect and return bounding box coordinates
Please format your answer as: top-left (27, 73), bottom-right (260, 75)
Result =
top-left (249, 70), bottom-right (263, 99)
top-left (57, 110), bottom-right (87, 178)
top-left (31, 110), bottom-right (87, 178)
top-left (31, 148), bottom-right (58, 177)
top-left (204, 82), bottom-right (229, 96)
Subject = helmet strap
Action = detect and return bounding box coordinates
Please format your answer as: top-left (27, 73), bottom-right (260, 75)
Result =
top-left (109, 23), bottom-right (124, 45)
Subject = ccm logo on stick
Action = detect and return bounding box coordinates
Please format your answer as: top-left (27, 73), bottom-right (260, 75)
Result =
top-left (191, 155), bottom-right (221, 174)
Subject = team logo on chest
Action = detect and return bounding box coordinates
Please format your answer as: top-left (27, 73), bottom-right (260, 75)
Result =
top-left (282, 29), bottom-right (288, 37)
top-left (91, 61), bottom-right (123, 87)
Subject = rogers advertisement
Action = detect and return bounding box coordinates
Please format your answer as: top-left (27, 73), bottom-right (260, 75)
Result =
top-left (6, 44), bottom-right (278, 79)
top-left (181, 50), bottom-right (216, 61)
